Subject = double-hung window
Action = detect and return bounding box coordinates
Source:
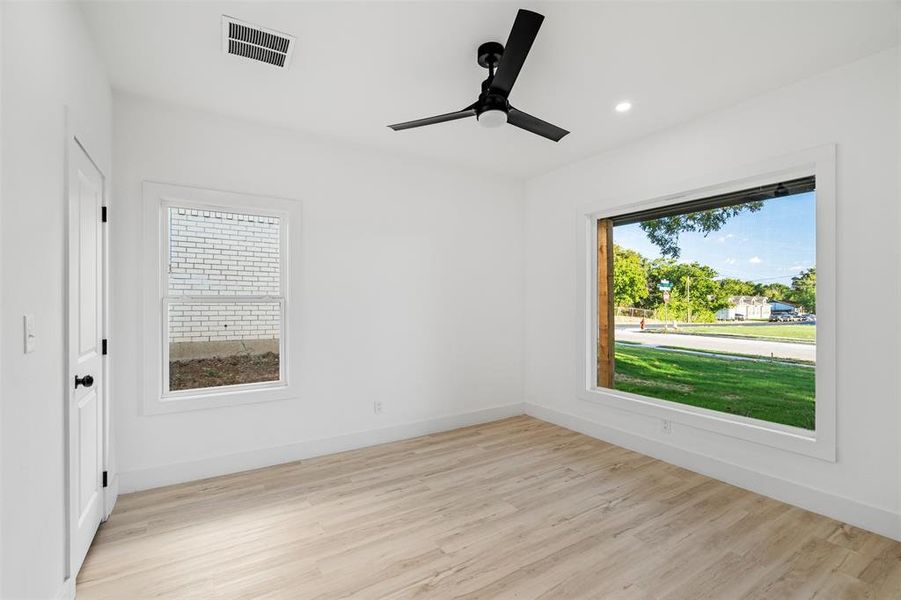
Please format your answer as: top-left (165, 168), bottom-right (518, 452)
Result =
top-left (163, 206), bottom-right (285, 395)
top-left (143, 182), bottom-right (299, 414)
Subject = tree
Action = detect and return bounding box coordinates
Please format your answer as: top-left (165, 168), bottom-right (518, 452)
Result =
top-left (754, 282), bottom-right (792, 302)
top-left (613, 245), bottom-right (649, 307)
top-left (718, 278), bottom-right (757, 297)
top-left (790, 268), bottom-right (816, 312)
top-left (642, 259), bottom-right (730, 322)
top-left (639, 203), bottom-right (763, 259)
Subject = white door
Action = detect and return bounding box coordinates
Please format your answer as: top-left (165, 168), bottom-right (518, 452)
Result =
top-left (68, 138), bottom-right (105, 576)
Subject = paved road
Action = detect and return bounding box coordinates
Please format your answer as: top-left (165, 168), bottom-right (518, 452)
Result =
top-left (616, 328), bottom-right (816, 362)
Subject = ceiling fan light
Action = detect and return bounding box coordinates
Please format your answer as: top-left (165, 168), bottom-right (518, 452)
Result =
top-left (477, 109), bottom-right (508, 128)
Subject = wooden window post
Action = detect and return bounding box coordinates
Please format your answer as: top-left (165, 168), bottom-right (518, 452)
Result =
top-left (597, 218), bottom-right (615, 388)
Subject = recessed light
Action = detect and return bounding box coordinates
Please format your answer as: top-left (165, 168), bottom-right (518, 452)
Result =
top-left (615, 101), bottom-right (632, 113)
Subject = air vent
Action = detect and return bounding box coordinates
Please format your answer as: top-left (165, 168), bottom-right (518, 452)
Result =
top-left (222, 16), bottom-right (295, 68)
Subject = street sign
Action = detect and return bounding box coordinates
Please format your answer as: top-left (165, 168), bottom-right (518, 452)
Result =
top-left (658, 279), bottom-right (673, 332)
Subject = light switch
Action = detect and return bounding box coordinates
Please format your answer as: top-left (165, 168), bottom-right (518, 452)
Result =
top-left (23, 314), bottom-right (35, 353)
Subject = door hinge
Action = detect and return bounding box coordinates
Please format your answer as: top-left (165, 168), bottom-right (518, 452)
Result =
top-left (102, 338), bottom-right (108, 355)
top-left (102, 471), bottom-right (108, 488)
top-left (101, 206), bottom-right (108, 223)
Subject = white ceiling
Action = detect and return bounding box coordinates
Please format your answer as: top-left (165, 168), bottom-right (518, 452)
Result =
top-left (80, 1), bottom-right (898, 178)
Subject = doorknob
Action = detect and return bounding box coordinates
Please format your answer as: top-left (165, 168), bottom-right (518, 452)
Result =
top-left (75, 374), bottom-right (94, 389)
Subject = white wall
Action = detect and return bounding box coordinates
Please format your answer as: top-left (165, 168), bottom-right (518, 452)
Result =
top-left (0, 2), bottom-right (5, 593)
top-left (112, 94), bottom-right (524, 492)
top-left (523, 49), bottom-right (901, 540)
top-left (897, 12), bottom-right (901, 543)
top-left (0, 2), bottom-right (112, 598)
top-left (0, 1), bottom-right (5, 593)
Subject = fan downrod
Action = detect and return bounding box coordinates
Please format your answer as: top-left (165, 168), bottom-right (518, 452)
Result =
top-left (477, 42), bottom-right (504, 69)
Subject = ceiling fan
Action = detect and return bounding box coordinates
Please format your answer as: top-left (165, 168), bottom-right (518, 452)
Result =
top-left (388, 9), bottom-right (569, 142)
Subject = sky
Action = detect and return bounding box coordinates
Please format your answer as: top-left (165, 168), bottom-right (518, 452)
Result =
top-left (614, 191), bottom-right (815, 285)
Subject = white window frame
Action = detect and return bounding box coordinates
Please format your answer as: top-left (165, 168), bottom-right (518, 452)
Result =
top-left (575, 145), bottom-right (836, 461)
top-left (141, 181), bottom-right (301, 414)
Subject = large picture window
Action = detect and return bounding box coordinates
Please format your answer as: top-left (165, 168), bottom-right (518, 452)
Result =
top-left (163, 206), bottom-right (286, 396)
top-left (596, 177), bottom-right (817, 430)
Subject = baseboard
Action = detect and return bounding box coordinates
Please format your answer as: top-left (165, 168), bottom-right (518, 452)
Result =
top-left (119, 403), bottom-right (524, 493)
top-left (524, 402), bottom-right (901, 542)
top-left (57, 577), bottom-right (76, 600)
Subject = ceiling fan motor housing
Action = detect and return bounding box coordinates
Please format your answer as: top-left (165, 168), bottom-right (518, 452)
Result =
top-left (477, 41), bottom-right (505, 69)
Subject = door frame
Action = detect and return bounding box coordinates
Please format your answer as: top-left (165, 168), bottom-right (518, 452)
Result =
top-left (64, 126), bottom-right (111, 581)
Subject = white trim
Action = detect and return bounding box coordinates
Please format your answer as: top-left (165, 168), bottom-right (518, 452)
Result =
top-left (100, 133), bottom-right (115, 525)
top-left (56, 577), bottom-right (76, 600)
top-left (103, 472), bottom-right (119, 521)
top-left (119, 403), bottom-right (525, 493)
top-left (525, 403), bottom-right (900, 542)
top-left (897, 29), bottom-right (901, 543)
top-left (575, 145), bottom-right (836, 461)
top-left (141, 181), bottom-right (301, 415)
top-left (63, 117), bottom-right (73, 581)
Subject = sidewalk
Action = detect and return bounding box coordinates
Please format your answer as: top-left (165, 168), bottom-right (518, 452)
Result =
top-left (616, 328), bottom-right (815, 362)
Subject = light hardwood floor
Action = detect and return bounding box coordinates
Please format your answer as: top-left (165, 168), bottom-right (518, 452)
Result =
top-left (77, 416), bottom-right (901, 599)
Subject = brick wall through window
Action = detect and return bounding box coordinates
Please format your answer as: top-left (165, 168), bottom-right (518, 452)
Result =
top-left (168, 208), bottom-right (280, 342)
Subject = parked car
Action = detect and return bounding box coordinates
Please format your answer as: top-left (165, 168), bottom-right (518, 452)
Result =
top-left (733, 314), bottom-right (745, 321)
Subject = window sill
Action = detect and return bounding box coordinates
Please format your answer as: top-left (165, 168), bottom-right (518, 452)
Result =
top-left (145, 381), bottom-right (294, 415)
top-left (577, 386), bottom-right (835, 462)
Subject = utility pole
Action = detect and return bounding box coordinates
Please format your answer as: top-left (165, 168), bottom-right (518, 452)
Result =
top-left (664, 299), bottom-right (668, 333)
top-left (686, 275), bottom-right (691, 324)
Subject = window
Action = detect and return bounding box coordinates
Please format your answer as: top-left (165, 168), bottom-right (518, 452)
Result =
top-left (164, 207), bottom-right (284, 395)
top-left (582, 147), bottom-right (836, 460)
top-left (142, 182), bottom-right (300, 414)
top-left (597, 177), bottom-right (817, 430)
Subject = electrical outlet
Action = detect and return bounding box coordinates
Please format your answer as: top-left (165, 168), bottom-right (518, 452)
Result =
top-left (661, 419), bottom-right (672, 434)
top-left (373, 401), bottom-right (383, 414)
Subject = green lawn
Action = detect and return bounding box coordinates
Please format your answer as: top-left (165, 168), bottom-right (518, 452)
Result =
top-left (613, 343), bottom-right (815, 429)
top-left (671, 324), bottom-right (816, 343)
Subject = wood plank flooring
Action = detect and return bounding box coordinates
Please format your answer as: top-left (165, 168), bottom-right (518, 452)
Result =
top-left (77, 416), bottom-right (901, 599)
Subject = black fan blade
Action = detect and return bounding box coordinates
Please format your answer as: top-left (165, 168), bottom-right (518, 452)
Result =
top-left (388, 107), bottom-right (476, 131)
top-left (489, 9), bottom-right (544, 97)
top-left (508, 107), bottom-right (569, 142)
